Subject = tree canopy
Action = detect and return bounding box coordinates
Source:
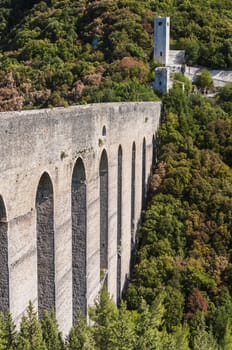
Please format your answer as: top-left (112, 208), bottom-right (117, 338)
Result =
top-left (125, 82), bottom-right (232, 349)
top-left (0, 1), bottom-right (232, 348)
top-left (0, 0), bottom-right (231, 110)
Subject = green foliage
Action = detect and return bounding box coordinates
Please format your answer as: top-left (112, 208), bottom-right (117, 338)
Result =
top-left (41, 311), bottom-right (63, 350)
top-left (66, 313), bottom-right (95, 350)
top-left (0, 1), bottom-right (231, 347)
top-left (0, 0), bottom-right (231, 110)
top-left (169, 324), bottom-right (191, 350)
top-left (82, 80), bottom-right (159, 104)
top-left (192, 315), bottom-right (219, 350)
top-left (218, 83), bottom-right (232, 114)
top-left (89, 287), bottom-right (119, 349)
top-left (125, 83), bottom-right (232, 348)
top-left (112, 301), bottom-right (136, 350)
top-left (0, 311), bottom-right (18, 350)
top-left (196, 69), bottom-right (213, 89)
top-left (18, 302), bottom-right (47, 350)
top-left (135, 296), bottom-right (165, 350)
top-left (222, 322), bottom-right (232, 350)
top-left (173, 73), bottom-right (192, 94)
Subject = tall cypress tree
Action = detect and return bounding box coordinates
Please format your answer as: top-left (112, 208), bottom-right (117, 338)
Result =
top-left (114, 301), bottom-right (136, 350)
top-left (0, 312), bottom-right (8, 350)
top-left (192, 315), bottom-right (219, 350)
top-left (41, 311), bottom-right (63, 350)
top-left (89, 287), bottom-right (118, 350)
top-left (66, 312), bottom-right (95, 350)
top-left (221, 322), bottom-right (232, 350)
top-left (17, 301), bottom-right (47, 350)
top-left (135, 295), bottom-right (165, 350)
top-left (0, 311), bottom-right (18, 350)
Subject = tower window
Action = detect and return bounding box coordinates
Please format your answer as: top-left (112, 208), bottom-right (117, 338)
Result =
top-left (158, 21), bottom-right (163, 26)
top-left (102, 125), bottom-right (106, 136)
top-left (160, 52), bottom-right (163, 56)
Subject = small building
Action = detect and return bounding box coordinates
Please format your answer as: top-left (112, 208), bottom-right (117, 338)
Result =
top-left (154, 67), bottom-right (170, 94)
top-left (154, 16), bottom-right (231, 93)
top-left (154, 16), bottom-right (170, 66)
top-left (154, 16), bottom-right (185, 71)
top-left (154, 16), bottom-right (185, 93)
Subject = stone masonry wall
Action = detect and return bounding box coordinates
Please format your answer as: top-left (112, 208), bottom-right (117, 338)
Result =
top-left (99, 150), bottom-right (109, 286)
top-left (131, 143), bottom-right (136, 243)
top-left (117, 146), bottom-right (122, 303)
top-left (72, 158), bottom-right (87, 322)
top-left (0, 102), bottom-right (161, 334)
top-left (0, 196), bottom-right (9, 313)
top-left (36, 173), bottom-right (55, 317)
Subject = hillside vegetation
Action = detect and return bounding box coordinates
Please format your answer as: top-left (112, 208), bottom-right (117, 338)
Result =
top-left (0, 83), bottom-right (231, 350)
top-left (0, 0), bottom-right (231, 110)
top-left (0, 1), bottom-right (232, 349)
top-left (125, 82), bottom-right (232, 348)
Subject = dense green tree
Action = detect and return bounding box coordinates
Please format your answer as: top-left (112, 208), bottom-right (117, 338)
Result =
top-left (135, 295), bottom-right (165, 350)
top-left (0, 0), bottom-right (231, 110)
top-left (192, 316), bottom-right (219, 350)
top-left (113, 302), bottom-right (136, 350)
top-left (1, 311), bottom-right (18, 350)
top-left (17, 302), bottom-right (47, 350)
top-left (171, 325), bottom-right (191, 350)
top-left (0, 1), bottom-right (231, 346)
top-left (41, 311), bottom-right (63, 350)
top-left (218, 83), bottom-right (232, 114)
top-left (66, 313), bottom-right (95, 350)
top-left (89, 287), bottom-right (119, 350)
top-left (222, 322), bottom-right (232, 350)
top-left (173, 73), bottom-right (192, 94)
top-left (196, 70), bottom-right (213, 90)
top-left (0, 313), bottom-right (8, 350)
top-left (125, 81), bottom-right (232, 349)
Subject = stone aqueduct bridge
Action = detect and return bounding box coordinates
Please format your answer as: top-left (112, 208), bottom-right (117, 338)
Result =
top-left (0, 101), bottom-right (161, 334)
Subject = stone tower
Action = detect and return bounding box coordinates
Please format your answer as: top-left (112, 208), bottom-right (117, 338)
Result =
top-left (154, 67), bottom-right (170, 94)
top-left (154, 16), bottom-right (170, 66)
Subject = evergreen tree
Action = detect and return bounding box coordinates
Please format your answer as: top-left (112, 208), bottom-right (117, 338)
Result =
top-left (17, 301), bottom-right (47, 350)
top-left (171, 325), bottom-right (191, 350)
top-left (114, 301), bottom-right (136, 350)
top-left (196, 70), bottom-right (213, 90)
top-left (89, 287), bottom-right (118, 350)
top-left (66, 313), bottom-right (95, 350)
top-left (41, 311), bottom-right (63, 350)
top-left (135, 295), bottom-right (165, 350)
top-left (222, 322), bottom-right (232, 350)
top-left (192, 316), bottom-right (219, 350)
top-left (162, 324), bottom-right (191, 350)
top-left (0, 313), bottom-right (8, 350)
top-left (1, 311), bottom-right (18, 350)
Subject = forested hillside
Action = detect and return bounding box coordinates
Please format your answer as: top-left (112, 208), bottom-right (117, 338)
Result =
top-left (124, 82), bottom-right (232, 349)
top-left (0, 83), bottom-right (231, 350)
top-left (0, 1), bottom-right (232, 349)
top-left (0, 0), bottom-right (231, 110)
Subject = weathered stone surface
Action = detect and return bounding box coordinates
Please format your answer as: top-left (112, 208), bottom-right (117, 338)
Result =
top-left (0, 102), bottom-right (161, 334)
top-left (72, 158), bottom-right (87, 322)
top-left (0, 196), bottom-right (9, 313)
top-left (142, 138), bottom-right (146, 210)
top-left (117, 146), bottom-right (122, 303)
top-left (36, 173), bottom-right (55, 318)
top-left (131, 143), bottom-right (136, 243)
top-left (99, 150), bottom-right (108, 286)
